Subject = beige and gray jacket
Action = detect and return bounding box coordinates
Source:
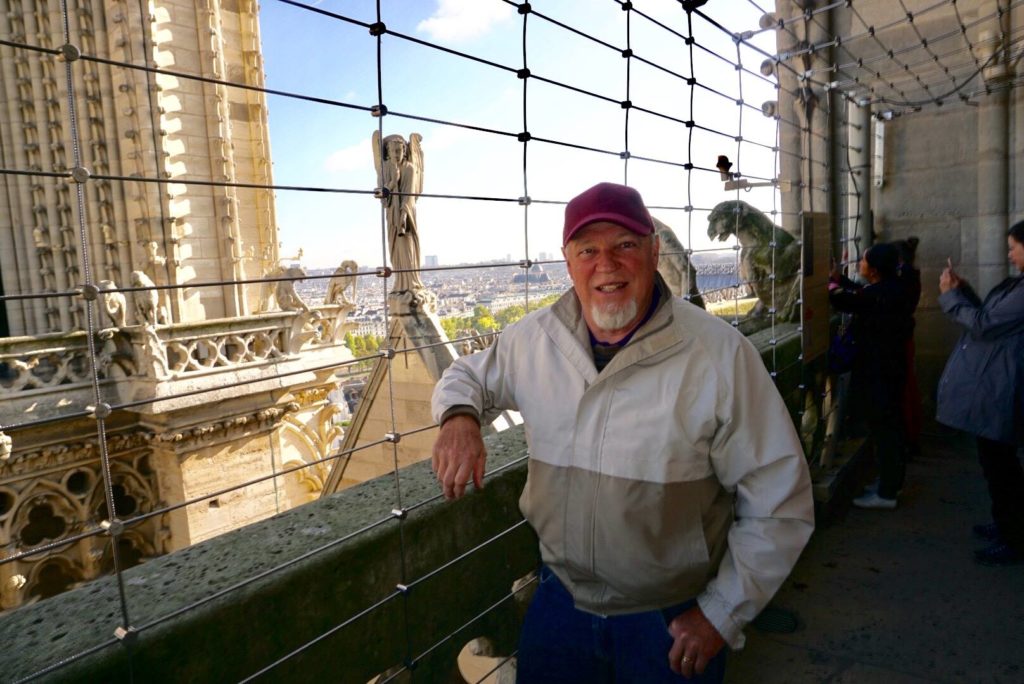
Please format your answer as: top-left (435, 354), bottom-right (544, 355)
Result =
top-left (431, 281), bottom-right (814, 648)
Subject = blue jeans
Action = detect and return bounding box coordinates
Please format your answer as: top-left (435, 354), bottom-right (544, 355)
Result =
top-left (517, 567), bottom-right (727, 683)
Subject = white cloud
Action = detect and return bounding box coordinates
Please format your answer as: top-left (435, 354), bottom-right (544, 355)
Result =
top-left (416, 0), bottom-right (514, 42)
top-left (323, 141), bottom-right (370, 174)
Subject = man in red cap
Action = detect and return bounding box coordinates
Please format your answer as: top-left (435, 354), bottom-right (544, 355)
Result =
top-left (432, 182), bottom-right (813, 682)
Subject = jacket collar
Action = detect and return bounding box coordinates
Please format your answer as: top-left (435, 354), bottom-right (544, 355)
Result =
top-left (547, 274), bottom-right (687, 383)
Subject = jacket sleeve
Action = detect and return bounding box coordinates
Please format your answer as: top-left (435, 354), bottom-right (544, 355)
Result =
top-left (431, 328), bottom-right (519, 425)
top-left (940, 280), bottom-right (1024, 341)
top-left (697, 335), bottom-right (815, 649)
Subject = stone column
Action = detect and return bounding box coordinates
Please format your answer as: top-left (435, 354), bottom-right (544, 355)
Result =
top-left (977, 18), bottom-right (1012, 295)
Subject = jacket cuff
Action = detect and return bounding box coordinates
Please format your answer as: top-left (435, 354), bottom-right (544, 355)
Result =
top-left (697, 591), bottom-right (745, 650)
top-left (440, 405), bottom-right (481, 426)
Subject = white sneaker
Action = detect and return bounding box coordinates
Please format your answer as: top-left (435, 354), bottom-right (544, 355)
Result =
top-left (853, 492), bottom-right (897, 510)
top-left (862, 480), bottom-right (903, 497)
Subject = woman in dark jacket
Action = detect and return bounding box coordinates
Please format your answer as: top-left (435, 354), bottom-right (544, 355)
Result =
top-left (830, 243), bottom-right (912, 509)
top-left (936, 222), bottom-right (1024, 566)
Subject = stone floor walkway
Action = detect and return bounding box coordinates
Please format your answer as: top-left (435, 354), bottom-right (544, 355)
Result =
top-left (727, 429), bottom-right (1024, 684)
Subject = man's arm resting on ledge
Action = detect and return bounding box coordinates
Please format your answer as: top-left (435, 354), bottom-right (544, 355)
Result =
top-left (432, 411), bottom-right (486, 500)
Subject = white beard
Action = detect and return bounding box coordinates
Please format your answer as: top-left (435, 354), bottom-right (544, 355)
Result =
top-left (590, 298), bottom-right (639, 332)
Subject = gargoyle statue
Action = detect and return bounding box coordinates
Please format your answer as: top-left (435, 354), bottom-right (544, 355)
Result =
top-left (653, 218), bottom-right (705, 309)
top-left (707, 200), bottom-right (801, 325)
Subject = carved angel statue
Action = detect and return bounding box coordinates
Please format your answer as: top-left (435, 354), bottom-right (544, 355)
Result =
top-left (325, 260), bottom-right (359, 307)
top-left (97, 280), bottom-right (128, 328)
top-left (130, 270), bottom-right (167, 326)
top-left (372, 131), bottom-right (427, 303)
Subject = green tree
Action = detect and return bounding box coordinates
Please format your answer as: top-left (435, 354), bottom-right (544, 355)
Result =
top-left (495, 304), bottom-right (526, 328)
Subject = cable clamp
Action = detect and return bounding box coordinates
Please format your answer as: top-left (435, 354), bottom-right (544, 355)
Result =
top-left (114, 626), bottom-right (137, 644)
top-left (88, 402), bottom-right (112, 420)
top-left (517, 2), bottom-right (531, 14)
top-left (620, 100), bottom-right (632, 109)
top-left (391, 508), bottom-right (407, 520)
top-left (684, 120), bottom-right (694, 128)
top-left (621, 1), bottom-right (632, 10)
top-left (619, 151), bottom-right (630, 160)
top-left (385, 432), bottom-right (401, 444)
top-left (518, 196), bottom-right (531, 206)
top-left (59, 44), bottom-right (81, 62)
top-left (733, 135), bottom-right (743, 142)
top-left (368, 21), bottom-right (386, 36)
top-left (379, 347), bottom-right (395, 360)
top-left (621, 48), bottom-right (632, 58)
top-left (396, 583), bottom-right (410, 595)
top-left (683, 205), bottom-right (693, 213)
top-left (683, 163), bottom-right (693, 170)
top-left (373, 186), bottom-right (391, 200)
top-left (517, 132), bottom-right (531, 142)
top-left (71, 166), bottom-right (90, 183)
top-left (684, 37), bottom-right (694, 46)
top-left (101, 518), bottom-right (125, 536)
top-left (517, 68), bottom-right (531, 79)
top-left (518, 259), bottom-right (533, 269)
top-left (376, 266), bottom-right (392, 279)
top-left (81, 283), bottom-right (99, 301)
top-left (371, 104), bottom-right (388, 117)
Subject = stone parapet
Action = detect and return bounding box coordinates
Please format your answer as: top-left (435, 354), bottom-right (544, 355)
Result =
top-left (0, 426), bottom-right (538, 683)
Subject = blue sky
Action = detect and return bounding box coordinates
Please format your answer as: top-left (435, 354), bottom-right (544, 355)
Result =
top-left (258, 0), bottom-right (780, 269)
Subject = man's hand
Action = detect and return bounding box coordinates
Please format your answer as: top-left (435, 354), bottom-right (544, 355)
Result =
top-left (432, 415), bottom-right (486, 500)
top-left (667, 606), bottom-right (726, 678)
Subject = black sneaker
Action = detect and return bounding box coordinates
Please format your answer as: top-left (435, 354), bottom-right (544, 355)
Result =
top-left (974, 542), bottom-right (1022, 567)
top-left (972, 522), bottom-right (1001, 542)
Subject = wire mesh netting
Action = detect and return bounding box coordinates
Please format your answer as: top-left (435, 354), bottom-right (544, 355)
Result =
top-left (3, 0), bottom-right (1017, 680)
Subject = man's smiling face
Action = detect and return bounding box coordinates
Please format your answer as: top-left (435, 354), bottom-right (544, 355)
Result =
top-left (563, 221), bottom-right (660, 344)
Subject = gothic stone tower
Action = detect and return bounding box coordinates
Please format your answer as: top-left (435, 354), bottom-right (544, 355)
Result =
top-left (0, 0), bottom-right (353, 610)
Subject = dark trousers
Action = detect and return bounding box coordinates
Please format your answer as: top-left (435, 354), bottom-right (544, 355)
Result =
top-left (866, 407), bottom-right (905, 500)
top-left (976, 437), bottom-right (1024, 551)
top-left (517, 566), bottom-right (727, 684)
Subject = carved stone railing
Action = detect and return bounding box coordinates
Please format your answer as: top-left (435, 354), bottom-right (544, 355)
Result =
top-left (0, 332), bottom-right (112, 396)
top-left (0, 306), bottom-right (355, 423)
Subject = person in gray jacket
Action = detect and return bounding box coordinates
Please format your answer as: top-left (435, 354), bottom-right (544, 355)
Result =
top-left (431, 182), bottom-right (814, 682)
top-left (936, 221), bottom-right (1024, 566)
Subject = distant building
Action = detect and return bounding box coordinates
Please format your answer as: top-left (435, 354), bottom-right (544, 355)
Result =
top-left (424, 255), bottom-right (439, 268)
top-left (512, 263), bottom-right (552, 285)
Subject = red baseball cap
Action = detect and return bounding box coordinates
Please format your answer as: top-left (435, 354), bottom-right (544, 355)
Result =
top-left (563, 182), bottom-right (655, 246)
